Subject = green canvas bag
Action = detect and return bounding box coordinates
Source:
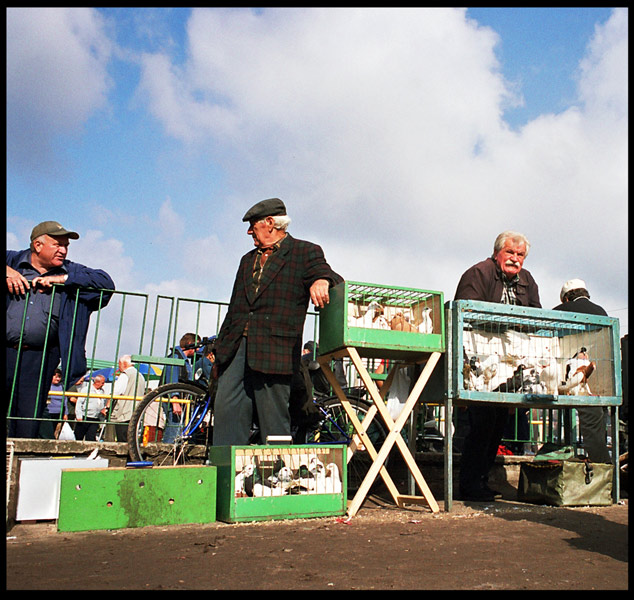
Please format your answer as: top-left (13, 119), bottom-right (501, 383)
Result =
top-left (518, 457), bottom-right (613, 506)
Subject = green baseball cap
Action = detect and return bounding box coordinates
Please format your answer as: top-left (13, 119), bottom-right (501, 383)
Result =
top-left (30, 221), bottom-right (80, 241)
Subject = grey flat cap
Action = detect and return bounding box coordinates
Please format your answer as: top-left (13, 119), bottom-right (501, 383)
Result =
top-left (242, 198), bottom-right (287, 222)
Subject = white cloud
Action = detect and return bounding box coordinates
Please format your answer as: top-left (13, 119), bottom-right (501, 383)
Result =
top-left (134, 8), bottom-right (627, 333)
top-left (157, 198), bottom-right (186, 239)
top-left (7, 7), bottom-right (626, 337)
top-left (6, 7), bottom-right (113, 174)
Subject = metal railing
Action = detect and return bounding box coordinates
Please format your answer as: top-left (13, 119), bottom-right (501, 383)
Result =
top-left (6, 285), bottom-right (625, 459)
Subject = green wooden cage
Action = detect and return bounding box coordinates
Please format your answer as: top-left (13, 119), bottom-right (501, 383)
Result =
top-left (318, 281), bottom-right (445, 359)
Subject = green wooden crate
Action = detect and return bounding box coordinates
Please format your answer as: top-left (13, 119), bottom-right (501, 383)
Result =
top-left (319, 281), bottom-right (445, 359)
top-left (57, 465), bottom-right (217, 532)
top-left (208, 445), bottom-right (347, 523)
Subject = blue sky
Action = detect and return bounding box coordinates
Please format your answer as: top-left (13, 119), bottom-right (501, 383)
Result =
top-left (7, 7), bottom-right (628, 354)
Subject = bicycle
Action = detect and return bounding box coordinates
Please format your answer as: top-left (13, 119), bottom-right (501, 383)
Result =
top-left (127, 339), bottom-right (389, 491)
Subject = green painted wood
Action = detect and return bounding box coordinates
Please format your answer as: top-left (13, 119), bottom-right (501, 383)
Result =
top-left (209, 445), bottom-right (347, 523)
top-left (57, 465), bottom-right (216, 532)
top-left (319, 281), bottom-right (445, 359)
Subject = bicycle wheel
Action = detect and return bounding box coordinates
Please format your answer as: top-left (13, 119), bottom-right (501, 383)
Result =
top-left (127, 382), bottom-right (210, 466)
top-left (303, 395), bottom-right (390, 491)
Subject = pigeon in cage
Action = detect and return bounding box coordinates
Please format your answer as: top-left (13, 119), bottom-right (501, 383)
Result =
top-left (558, 351), bottom-right (596, 396)
top-left (463, 356), bottom-right (484, 391)
top-left (521, 368), bottom-right (546, 394)
top-left (492, 364), bottom-right (526, 393)
top-left (537, 358), bottom-right (559, 394)
top-left (324, 463), bottom-right (343, 493)
top-left (464, 354), bottom-right (499, 391)
top-left (235, 463), bottom-right (257, 496)
top-left (252, 481), bottom-right (286, 497)
top-left (267, 466), bottom-right (297, 492)
top-left (309, 456), bottom-right (328, 493)
top-left (418, 307), bottom-right (433, 334)
top-left (390, 311), bottom-right (417, 332)
top-left (297, 464), bottom-right (316, 491)
top-left (351, 300), bottom-right (390, 330)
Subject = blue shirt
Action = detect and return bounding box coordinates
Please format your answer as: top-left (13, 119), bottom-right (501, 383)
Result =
top-left (6, 259), bottom-right (66, 346)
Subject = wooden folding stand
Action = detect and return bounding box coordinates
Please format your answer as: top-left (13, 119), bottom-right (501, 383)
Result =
top-left (318, 348), bottom-right (442, 518)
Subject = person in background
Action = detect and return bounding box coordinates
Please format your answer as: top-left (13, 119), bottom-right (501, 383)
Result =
top-left (6, 220), bottom-right (115, 438)
top-left (161, 333), bottom-right (200, 443)
top-left (454, 230), bottom-right (541, 501)
top-left (553, 279), bottom-right (612, 463)
top-left (195, 338), bottom-right (216, 382)
top-left (38, 368), bottom-right (67, 439)
top-left (106, 355), bottom-right (147, 442)
top-left (213, 198), bottom-right (343, 446)
top-left (75, 374), bottom-right (107, 441)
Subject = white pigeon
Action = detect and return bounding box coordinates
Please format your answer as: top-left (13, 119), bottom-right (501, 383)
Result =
top-left (352, 301), bottom-right (390, 330)
top-left (234, 463), bottom-right (255, 495)
top-left (253, 482), bottom-right (285, 497)
top-left (324, 463), bottom-right (342, 493)
top-left (417, 307), bottom-right (433, 334)
top-left (309, 457), bottom-right (327, 493)
top-left (538, 359), bottom-right (559, 394)
top-left (481, 354), bottom-right (500, 384)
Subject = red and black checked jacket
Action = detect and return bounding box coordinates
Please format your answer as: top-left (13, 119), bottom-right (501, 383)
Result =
top-left (215, 234), bottom-right (343, 375)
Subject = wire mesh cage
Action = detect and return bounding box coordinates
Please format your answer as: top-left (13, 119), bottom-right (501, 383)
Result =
top-left (209, 445), bottom-right (347, 522)
top-left (447, 300), bottom-right (623, 407)
top-left (232, 446), bottom-right (344, 497)
top-left (319, 281), bottom-right (445, 359)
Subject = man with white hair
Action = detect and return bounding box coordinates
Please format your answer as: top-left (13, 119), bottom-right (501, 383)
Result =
top-left (75, 374), bottom-right (108, 441)
top-left (454, 230), bottom-right (541, 501)
top-left (553, 279), bottom-right (611, 463)
top-left (213, 198), bottom-right (342, 446)
top-left (106, 355), bottom-right (146, 442)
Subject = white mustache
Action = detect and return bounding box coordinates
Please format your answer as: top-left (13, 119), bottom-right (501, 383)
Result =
top-left (505, 260), bottom-right (520, 268)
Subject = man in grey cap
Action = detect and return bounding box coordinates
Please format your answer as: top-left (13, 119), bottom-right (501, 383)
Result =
top-left (553, 278), bottom-right (612, 463)
top-left (6, 221), bottom-right (115, 438)
top-left (212, 198), bottom-right (342, 446)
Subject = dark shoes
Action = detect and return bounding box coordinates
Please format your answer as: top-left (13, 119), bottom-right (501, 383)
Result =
top-left (459, 484), bottom-right (502, 502)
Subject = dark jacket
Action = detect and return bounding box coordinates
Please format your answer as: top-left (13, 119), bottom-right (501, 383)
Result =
top-left (215, 234), bottom-right (342, 375)
top-left (6, 249), bottom-right (115, 387)
top-left (552, 297), bottom-right (607, 316)
top-left (454, 257), bottom-right (541, 307)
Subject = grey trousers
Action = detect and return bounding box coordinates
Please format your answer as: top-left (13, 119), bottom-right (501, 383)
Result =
top-left (213, 337), bottom-right (292, 446)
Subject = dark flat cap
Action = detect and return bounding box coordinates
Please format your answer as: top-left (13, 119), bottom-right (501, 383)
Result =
top-left (242, 198), bottom-right (287, 222)
top-left (30, 221), bottom-right (80, 241)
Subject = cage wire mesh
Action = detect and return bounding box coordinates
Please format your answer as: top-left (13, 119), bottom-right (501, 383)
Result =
top-left (233, 446), bottom-right (344, 498)
top-left (346, 283), bottom-right (438, 334)
top-left (458, 305), bottom-right (617, 400)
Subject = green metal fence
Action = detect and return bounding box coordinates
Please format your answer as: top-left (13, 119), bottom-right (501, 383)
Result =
top-left (6, 284), bottom-right (626, 461)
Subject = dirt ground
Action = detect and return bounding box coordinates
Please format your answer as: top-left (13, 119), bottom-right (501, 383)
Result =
top-left (6, 482), bottom-right (628, 590)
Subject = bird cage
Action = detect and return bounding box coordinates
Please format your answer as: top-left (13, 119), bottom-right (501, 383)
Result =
top-left (447, 300), bottom-right (623, 408)
top-left (318, 281), bottom-right (445, 359)
top-left (208, 445), bottom-right (347, 523)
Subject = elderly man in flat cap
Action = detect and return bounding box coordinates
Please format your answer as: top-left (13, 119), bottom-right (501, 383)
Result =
top-left (553, 278), bottom-right (612, 463)
top-left (7, 221), bottom-right (115, 438)
top-left (212, 198), bottom-right (342, 446)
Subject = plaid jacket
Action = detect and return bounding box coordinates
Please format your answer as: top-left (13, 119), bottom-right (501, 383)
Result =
top-left (215, 234), bottom-right (342, 375)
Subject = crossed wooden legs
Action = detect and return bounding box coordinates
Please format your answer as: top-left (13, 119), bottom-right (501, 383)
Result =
top-left (318, 349), bottom-right (441, 517)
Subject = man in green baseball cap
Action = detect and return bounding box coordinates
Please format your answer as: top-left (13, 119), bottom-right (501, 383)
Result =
top-left (7, 220), bottom-right (115, 438)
